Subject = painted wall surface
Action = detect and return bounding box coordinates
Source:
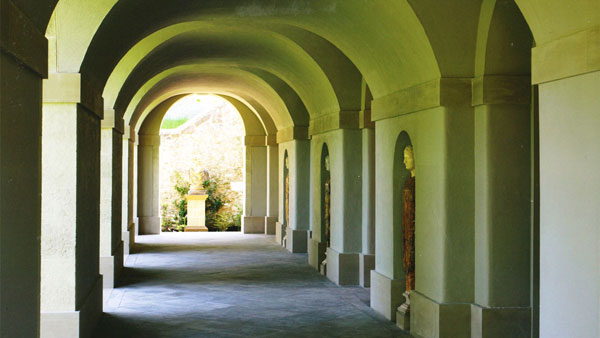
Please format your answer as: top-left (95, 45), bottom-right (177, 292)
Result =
top-left (309, 129), bottom-right (363, 253)
top-left (278, 139), bottom-right (310, 230)
top-left (539, 71), bottom-right (600, 338)
top-left (374, 104), bottom-right (474, 304)
top-left (0, 53), bottom-right (42, 337)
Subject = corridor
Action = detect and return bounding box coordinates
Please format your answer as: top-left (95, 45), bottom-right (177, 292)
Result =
top-left (94, 233), bottom-right (408, 338)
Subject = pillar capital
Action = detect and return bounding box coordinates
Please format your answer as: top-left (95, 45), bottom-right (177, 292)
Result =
top-left (244, 135), bottom-right (267, 147)
top-left (371, 78), bottom-right (472, 121)
top-left (532, 27), bottom-right (600, 84)
top-left (308, 110), bottom-right (361, 136)
top-left (471, 75), bottom-right (531, 107)
top-left (138, 134), bottom-right (160, 146)
top-left (43, 72), bottom-right (103, 119)
top-left (276, 126), bottom-right (309, 143)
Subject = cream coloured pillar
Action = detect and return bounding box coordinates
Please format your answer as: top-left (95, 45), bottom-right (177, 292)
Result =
top-left (308, 128), bottom-right (363, 286)
top-left (41, 73), bottom-right (103, 338)
top-left (121, 128), bottom-right (136, 255)
top-left (360, 126), bottom-right (376, 287)
top-left (264, 138), bottom-right (279, 235)
top-left (99, 110), bottom-right (124, 290)
top-left (137, 134), bottom-right (161, 234)
top-left (243, 137), bottom-right (268, 234)
top-left (277, 136), bottom-right (311, 253)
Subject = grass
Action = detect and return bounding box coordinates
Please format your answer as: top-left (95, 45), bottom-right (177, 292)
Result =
top-left (161, 118), bottom-right (189, 129)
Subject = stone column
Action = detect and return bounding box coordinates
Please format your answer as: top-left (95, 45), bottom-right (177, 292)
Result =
top-left (41, 73), bottom-right (103, 338)
top-left (472, 76), bottom-right (532, 337)
top-left (277, 136), bottom-right (311, 253)
top-left (313, 129), bottom-right (362, 286)
top-left (370, 79), bottom-right (475, 334)
top-left (360, 126), bottom-right (376, 287)
top-left (185, 194), bottom-right (209, 232)
top-left (243, 142), bottom-right (268, 233)
top-left (99, 110), bottom-right (124, 290)
top-left (264, 138), bottom-right (279, 235)
top-left (121, 128), bottom-right (136, 255)
top-left (0, 3), bottom-right (46, 335)
top-left (137, 134), bottom-right (161, 234)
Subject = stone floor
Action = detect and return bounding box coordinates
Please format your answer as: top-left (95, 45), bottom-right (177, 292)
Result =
top-left (94, 232), bottom-right (409, 337)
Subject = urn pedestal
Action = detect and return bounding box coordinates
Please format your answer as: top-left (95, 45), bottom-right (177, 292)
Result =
top-left (185, 194), bottom-right (208, 232)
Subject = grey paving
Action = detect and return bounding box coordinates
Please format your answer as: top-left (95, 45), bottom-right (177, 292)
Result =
top-left (94, 232), bottom-right (409, 338)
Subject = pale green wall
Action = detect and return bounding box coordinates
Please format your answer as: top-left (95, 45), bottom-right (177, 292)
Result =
top-left (539, 71), bottom-right (600, 338)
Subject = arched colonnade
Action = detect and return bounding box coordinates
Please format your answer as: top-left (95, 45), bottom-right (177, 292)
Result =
top-left (0, 1), bottom-right (598, 337)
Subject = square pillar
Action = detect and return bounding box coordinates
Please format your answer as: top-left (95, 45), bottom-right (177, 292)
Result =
top-left (360, 127), bottom-right (376, 287)
top-left (41, 73), bottom-right (104, 338)
top-left (472, 76), bottom-right (532, 337)
top-left (100, 113), bottom-right (124, 290)
top-left (243, 145), bottom-right (268, 233)
top-left (308, 129), bottom-right (363, 285)
top-left (121, 129), bottom-right (136, 255)
top-left (137, 134), bottom-right (160, 234)
top-left (265, 142), bottom-right (279, 234)
top-left (0, 18), bottom-right (46, 335)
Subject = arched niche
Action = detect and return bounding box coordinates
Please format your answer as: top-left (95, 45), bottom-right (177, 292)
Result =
top-left (283, 150), bottom-right (290, 228)
top-left (392, 131), bottom-right (414, 286)
top-left (320, 143), bottom-right (331, 265)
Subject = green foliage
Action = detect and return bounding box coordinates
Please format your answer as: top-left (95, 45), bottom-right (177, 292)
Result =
top-left (203, 177), bottom-right (231, 231)
top-left (161, 118), bottom-right (189, 130)
top-left (161, 173), bottom-right (189, 232)
top-left (162, 170), bottom-right (241, 232)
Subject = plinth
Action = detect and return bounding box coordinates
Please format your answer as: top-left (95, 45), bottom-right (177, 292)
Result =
top-left (185, 194), bottom-right (209, 232)
top-left (396, 291), bottom-right (411, 330)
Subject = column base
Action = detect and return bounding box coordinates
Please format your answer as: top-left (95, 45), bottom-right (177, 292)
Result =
top-left (326, 247), bottom-right (359, 285)
top-left (308, 238), bottom-right (327, 270)
top-left (275, 222), bottom-right (286, 246)
top-left (410, 291), bottom-right (471, 338)
top-left (128, 222), bottom-right (136, 253)
top-left (264, 216), bottom-right (277, 234)
top-left (370, 270), bottom-right (405, 320)
top-left (359, 253), bottom-right (375, 287)
top-left (100, 241), bottom-right (123, 290)
top-left (138, 216), bottom-right (160, 234)
top-left (41, 275), bottom-right (103, 338)
top-left (122, 231), bottom-right (130, 256)
top-left (471, 304), bottom-right (531, 338)
top-left (285, 226), bottom-right (308, 253)
top-left (396, 291), bottom-right (411, 330)
top-left (243, 216), bottom-right (265, 233)
top-left (185, 225), bottom-right (208, 232)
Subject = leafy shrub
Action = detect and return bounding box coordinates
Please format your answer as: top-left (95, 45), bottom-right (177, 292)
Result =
top-left (162, 170), bottom-right (241, 232)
